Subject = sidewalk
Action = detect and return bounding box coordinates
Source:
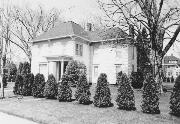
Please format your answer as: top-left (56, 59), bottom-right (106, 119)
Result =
top-left (0, 112), bottom-right (38, 124)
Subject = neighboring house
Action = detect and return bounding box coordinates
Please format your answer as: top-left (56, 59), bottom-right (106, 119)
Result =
top-left (31, 21), bottom-right (137, 84)
top-left (163, 54), bottom-right (180, 79)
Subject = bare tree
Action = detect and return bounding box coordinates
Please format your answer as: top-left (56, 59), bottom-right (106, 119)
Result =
top-left (98, 0), bottom-right (180, 92)
top-left (11, 6), bottom-right (60, 64)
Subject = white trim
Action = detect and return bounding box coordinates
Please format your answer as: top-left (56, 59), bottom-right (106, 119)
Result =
top-left (91, 37), bottom-right (133, 43)
top-left (33, 34), bottom-right (91, 43)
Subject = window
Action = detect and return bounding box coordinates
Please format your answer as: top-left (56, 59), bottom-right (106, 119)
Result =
top-left (75, 43), bottom-right (83, 56)
top-left (94, 66), bottom-right (98, 77)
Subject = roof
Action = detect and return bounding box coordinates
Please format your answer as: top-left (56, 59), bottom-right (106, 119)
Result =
top-left (87, 27), bottom-right (128, 42)
top-left (33, 21), bottom-right (130, 43)
top-left (33, 21), bottom-right (89, 42)
top-left (164, 55), bottom-right (180, 65)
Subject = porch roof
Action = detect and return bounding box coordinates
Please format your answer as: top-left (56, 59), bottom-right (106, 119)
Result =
top-left (44, 55), bottom-right (73, 61)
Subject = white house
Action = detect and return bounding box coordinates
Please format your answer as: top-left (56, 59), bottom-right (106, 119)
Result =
top-left (163, 54), bottom-right (180, 79)
top-left (31, 21), bottom-right (137, 84)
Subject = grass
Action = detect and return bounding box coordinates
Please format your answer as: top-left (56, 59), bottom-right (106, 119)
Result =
top-left (0, 83), bottom-right (179, 124)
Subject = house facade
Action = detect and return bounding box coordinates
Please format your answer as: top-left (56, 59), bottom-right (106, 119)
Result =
top-left (163, 54), bottom-right (180, 79)
top-left (31, 21), bottom-right (137, 84)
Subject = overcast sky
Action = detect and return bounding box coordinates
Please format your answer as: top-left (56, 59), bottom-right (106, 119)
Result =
top-left (0, 0), bottom-right (103, 23)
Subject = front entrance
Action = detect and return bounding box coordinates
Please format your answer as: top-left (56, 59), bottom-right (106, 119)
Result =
top-left (58, 61), bottom-right (68, 81)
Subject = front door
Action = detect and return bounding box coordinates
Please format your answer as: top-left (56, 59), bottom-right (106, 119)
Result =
top-left (58, 61), bottom-right (69, 81)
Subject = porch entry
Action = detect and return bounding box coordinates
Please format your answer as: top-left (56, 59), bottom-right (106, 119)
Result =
top-left (57, 61), bottom-right (68, 81)
top-left (45, 55), bottom-right (72, 81)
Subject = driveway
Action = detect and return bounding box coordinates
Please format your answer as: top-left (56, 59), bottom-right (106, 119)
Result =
top-left (0, 112), bottom-right (38, 124)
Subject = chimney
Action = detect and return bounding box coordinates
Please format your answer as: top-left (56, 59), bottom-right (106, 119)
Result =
top-left (86, 23), bottom-right (92, 31)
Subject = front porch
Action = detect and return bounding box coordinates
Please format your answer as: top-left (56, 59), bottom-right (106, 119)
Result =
top-left (46, 55), bottom-right (72, 81)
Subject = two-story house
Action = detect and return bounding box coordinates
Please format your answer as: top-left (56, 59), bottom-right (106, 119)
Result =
top-left (31, 21), bottom-right (137, 84)
top-left (163, 54), bottom-right (180, 79)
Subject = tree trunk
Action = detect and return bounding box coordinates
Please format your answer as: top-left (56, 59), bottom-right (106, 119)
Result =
top-left (154, 55), bottom-right (163, 94)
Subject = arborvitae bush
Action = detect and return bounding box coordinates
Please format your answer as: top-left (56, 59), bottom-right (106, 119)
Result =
top-left (75, 73), bottom-right (91, 104)
top-left (169, 75), bottom-right (180, 117)
top-left (65, 60), bottom-right (87, 87)
top-left (13, 74), bottom-right (24, 95)
top-left (65, 60), bottom-right (79, 87)
top-left (167, 77), bottom-right (170, 82)
top-left (18, 62), bottom-right (24, 74)
top-left (116, 72), bottom-right (136, 110)
top-left (44, 74), bottom-right (58, 99)
top-left (57, 74), bottom-right (72, 101)
top-left (32, 73), bottom-right (45, 98)
top-left (22, 62), bottom-right (31, 75)
top-left (22, 73), bottom-right (34, 96)
top-left (93, 73), bottom-right (112, 107)
top-left (141, 74), bottom-right (160, 114)
top-left (130, 72), bottom-right (144, 89)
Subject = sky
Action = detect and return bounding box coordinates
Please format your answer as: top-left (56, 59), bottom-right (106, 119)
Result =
top-left (0, 0), bottom-right (103, 23)
top-left (1, 0), bottom-right (180, 64)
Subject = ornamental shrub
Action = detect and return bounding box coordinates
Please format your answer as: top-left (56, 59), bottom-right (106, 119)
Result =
top-left (130, 72), bottom-right (144, 89)
top-left (65, 60), bottom-right (87, 87)
top-left (18, 62), bottom-right (24, 74)
top-left (116, 72), bottom-right (136, 110)
top-left (32, 73), bottom-right (45, 98)
top-left (141, 74), bottom-right (160, 114)
top-left (169, 75), bottom-right (180, 117)
top-left (22, 73), bottom-right (34, 96)
top-left (75, 73), bottom-right (91, 104)
top-left (22, 62), bottom-right (31, 75)
top-left (13, 74), bottom-right (24, 95)
top-left (93, 73), bottom-right (112, 107)
top-left (9, 63), bottom-right (17, 76)
top-left (57, 74), bottom-right (72, 101)
top-left (44, 74), bottom-right (58, 99)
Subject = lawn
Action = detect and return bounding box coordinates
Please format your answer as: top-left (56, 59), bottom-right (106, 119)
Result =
top-left (0, 84), bottom-right (179, 124)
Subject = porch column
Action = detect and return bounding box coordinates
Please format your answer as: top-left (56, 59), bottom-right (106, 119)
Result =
top-left (61, 59), bottom-right (64, 78)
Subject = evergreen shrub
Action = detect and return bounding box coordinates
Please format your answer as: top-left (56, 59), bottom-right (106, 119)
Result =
top-left (22, 73), bottom-right (34, 96)
top-left (57, 74), bottom-right (72, 101)
top-left (93, 73), bottom-right (112, 107)
top-left (13, 74), bottom-right (24, 95)
top-left (32, 73), bottom-right (45, 98)
top-left (141, 74), bottom-right (160, 114)
top-left (130, 72), bottom-right (144, 89)
top-left (169, 75), bottom-right (180, 117)
top-left (116, 72), bottom-right (136, 110)
top-left (75, 73), bottom-right (91, 104)
top-left (44, 74), bottom-right (58, 99)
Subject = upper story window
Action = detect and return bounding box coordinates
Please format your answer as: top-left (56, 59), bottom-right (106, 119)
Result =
top-left (75, 43), bottom-right (83, 56)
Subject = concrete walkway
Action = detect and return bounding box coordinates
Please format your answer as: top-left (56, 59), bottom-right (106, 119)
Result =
top-left (0, 112), bottom-right (38, 124)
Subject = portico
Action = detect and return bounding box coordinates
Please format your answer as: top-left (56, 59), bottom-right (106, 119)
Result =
top-left (46, 55), bottom-right (72, 81)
